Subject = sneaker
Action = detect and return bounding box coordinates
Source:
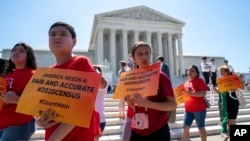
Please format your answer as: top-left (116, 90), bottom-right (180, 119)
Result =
top-left (221, 132), bottom-right (228, 138)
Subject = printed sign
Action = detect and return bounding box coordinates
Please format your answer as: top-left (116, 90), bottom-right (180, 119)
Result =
top-left (113, 62), bottom-right (161, 99)
top-left (173, 84), bottom-right (190, 105)
top-left (216, 74), bottom-right (242, 92)
top-left (16, 68), bottom-right (101, 128)
top-left (0, 77), bottom-right (6, 109)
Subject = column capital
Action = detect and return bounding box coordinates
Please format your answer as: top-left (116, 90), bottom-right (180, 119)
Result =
top-left (98, 28), bottom-right (104, 31)
top-left (177, 33), bottom-right (183, 39)
top-left (168, 33), bottom-right (172, 39)
top-left (133, 30), bottom-right (140, 33)
top-left (157, 32), bottom-right (162, 36)
top-left (122, 30), bottom-right (128, 34)
top-left (110, 29), bottom-right (116, 33)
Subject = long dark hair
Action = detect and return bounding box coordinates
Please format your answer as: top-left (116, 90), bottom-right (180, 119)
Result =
top-left (0, 58), bottom-right (8, 75)
top-left (1, 42), bottom-right (37, 77)
top-left (190, 65), bottom-right (200, 78)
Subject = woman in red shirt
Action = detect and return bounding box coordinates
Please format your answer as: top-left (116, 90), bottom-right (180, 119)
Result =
top-left (0, 42), bottom-right (37, 140)
top-left (182, 65), bottom-right (208, 141)
top-left (124, 41), bottom-right (177, 141)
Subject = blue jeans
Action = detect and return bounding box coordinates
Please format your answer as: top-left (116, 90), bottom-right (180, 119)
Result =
top-left (0, 119), bottom-right (35, 141)
top-left (183, 110), bottom-right (207, 128)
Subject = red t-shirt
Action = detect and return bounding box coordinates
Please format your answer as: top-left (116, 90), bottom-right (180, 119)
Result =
top-left (45, 56), bottom-right (101, 141)
top-left (132, 72), bottom-right (174, 136)
top-left (0, 68), bottom-right (35, 129)
top-left (126, 106), bottom-right (134, 118)
top-left (184, 77), bottom-right (207, 112)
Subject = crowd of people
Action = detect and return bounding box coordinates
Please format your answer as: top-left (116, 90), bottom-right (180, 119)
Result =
top-left (0, 21), bottom-right (243, 141)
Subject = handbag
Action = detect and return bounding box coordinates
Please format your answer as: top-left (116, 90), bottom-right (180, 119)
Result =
top-left (203, 97), bottom-right (210, 108)
top-left (229, 90), bottom-right (247, 107)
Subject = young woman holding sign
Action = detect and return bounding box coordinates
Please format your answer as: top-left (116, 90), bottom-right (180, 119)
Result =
top-left (35, 22), bottom-right (101, 141)
top-left (0, 42), bottom-right (37, 140)
top-left (214, 65), bottom-right (239, 141)
top-left (124, 41), bottom-right (176, 141)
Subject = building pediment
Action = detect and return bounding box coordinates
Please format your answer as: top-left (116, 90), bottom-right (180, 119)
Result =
top-left (96, 5), bottom-right (185, 25)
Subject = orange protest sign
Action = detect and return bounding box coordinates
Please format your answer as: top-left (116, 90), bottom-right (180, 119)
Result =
top-left (113, 62), bottom-right (160, 99)
top-left (16, 68), bottom-right (101, 128)
top-left (173, 84), bottom-right (190, 105)
top-left (216, 74), bottom-right (242, 92)
top-left (0, 77), bottom-right (6, 109)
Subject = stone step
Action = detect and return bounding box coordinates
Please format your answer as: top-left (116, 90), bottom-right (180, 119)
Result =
top-left (99, 121), bottom-right (250, 141)
top-left (31, 109), bottom-right (250, 140)
top-left (104, 103), bottom-right (250, 114)
top-left (30, 90), bottom-right (250, 140)
top-left (103, 108), bottom-right (250, 126)
top-left (102, 113), bottom-right (250, 135)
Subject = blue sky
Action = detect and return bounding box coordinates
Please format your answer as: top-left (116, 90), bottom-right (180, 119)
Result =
top-left (0, 0), bottom-right (249, 73)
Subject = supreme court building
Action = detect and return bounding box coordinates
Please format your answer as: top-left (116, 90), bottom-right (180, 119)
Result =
top-left (89, 5), bottom-right (185, 78)
top-left (1, 5), bottom-right (226, 85)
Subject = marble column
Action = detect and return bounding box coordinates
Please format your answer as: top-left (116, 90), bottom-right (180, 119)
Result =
top-left (134, 30), bottom-right (139, 43)
top-left (157, 32), bottom-right (163, 57)
top-left (97, 28), bottom-right (104, 65)
top-left (146, 31), bottom-right (153, 62)
top-left (146, 31), bottom-right (152, 46)
top-left (177, 33), bottom-right (184, 77)
top-left (172, 36), bottom-right (178, 76)
top-left (122, 30), bottom-right (128, 61)
top-left (162, 34), bottom-right (169, 65)
top-left (168, 33), bottom-right (174, 78)
top-left (110, 29), bottom-right (116, 73)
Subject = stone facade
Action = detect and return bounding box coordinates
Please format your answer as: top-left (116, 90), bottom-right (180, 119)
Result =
top-left (88, 5), bottom-right (186, 79)
top-left (1, 5), bottom-right (229, 85)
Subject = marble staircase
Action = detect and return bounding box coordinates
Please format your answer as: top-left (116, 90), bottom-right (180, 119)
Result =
top-left (31, 90), bottom-right (250, 141)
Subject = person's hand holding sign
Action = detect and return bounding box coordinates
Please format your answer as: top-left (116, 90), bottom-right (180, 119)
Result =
top-left (36, 108), bottom-right (59, 129)
top-left (0, 91), bottom-right (19, 104)
top-left (132, 93), bottom-right (149, 107)
top-left (124, 95), bottom-right (136, 108)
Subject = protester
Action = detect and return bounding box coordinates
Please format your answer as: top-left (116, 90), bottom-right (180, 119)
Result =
top-left (223, 59), bottom-right (234, 75)
top-left (118, 60), bottom-right (127, 119)
top-left (157, 56), bottom-right (170, 78)
top-left (127, 54), bottom-right (134, 70)
top-left (122, 61), bottom-right (137, 141)
top-left (182, 65), bottom-right (207, 141)
top-left (209, 58), bottom-right (217, 86)
top-left (0, 42), bottom-right (37, 140)
top-left (200, 56), bottom-right (210, 87)
top-left (156, 56), bottom-right (176, 123)
top-left (214, 65), bottom-right (239, 141)
top-left (124, 41), bottom-right (176, 141)
top-left (35, 22), bottom-right (101, 141)
top-left (0, 58), bottom-right (8, 75)
top-left (94, 65), bottom-right (108, 133)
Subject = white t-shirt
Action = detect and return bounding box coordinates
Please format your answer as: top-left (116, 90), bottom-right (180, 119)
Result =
top-left (209, 62), bottom-right (217, 72)
top-left (201, 61), bottom-right (210, 72)
top-left (95, 80), bottom-right (109, 123)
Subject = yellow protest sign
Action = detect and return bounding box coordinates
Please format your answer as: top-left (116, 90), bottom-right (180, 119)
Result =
top-left (216, 74), bottom-right (242, 92)
top-left (173, 84), bottom-right (190, 105)
top-left (0, 77), bottom-right (6, 109)
top-left (113, 62), bottom-right (160, 99)
top-left (16, 68), bottom-right (101, 128)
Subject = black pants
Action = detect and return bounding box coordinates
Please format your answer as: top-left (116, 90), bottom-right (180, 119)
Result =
top-left (130, 123), bottom-right (170, 141)
top-left (202, 72), bottom-right (210, 85)
top-left (210, 72), bottom-right (217, 86)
